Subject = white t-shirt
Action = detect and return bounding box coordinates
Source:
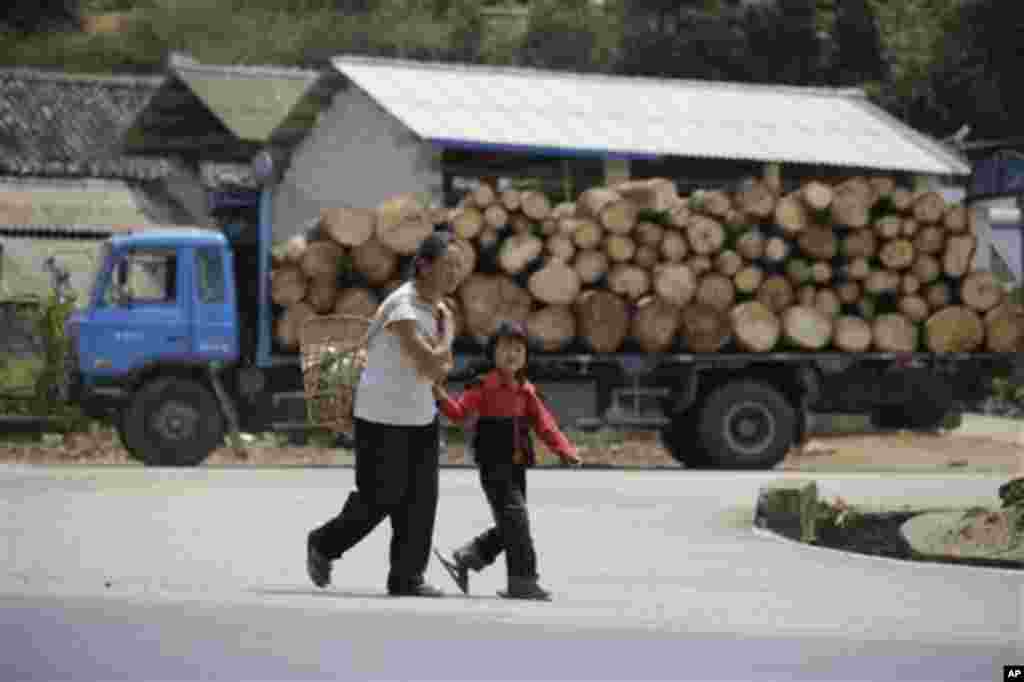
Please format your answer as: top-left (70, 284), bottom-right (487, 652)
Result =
top-left (354, 281), bottom-right (440, 426)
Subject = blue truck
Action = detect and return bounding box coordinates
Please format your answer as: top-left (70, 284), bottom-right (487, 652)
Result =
top-left (61, 191), bottom-right (1016, 468)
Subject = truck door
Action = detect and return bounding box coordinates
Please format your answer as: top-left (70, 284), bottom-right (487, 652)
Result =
top-left (80, 247), bottom-right (190, 377)
top-left (192, 245), bottom-right (239, 363)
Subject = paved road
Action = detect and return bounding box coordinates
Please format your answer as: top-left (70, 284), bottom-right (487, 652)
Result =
top-left (1, 465), bottom-right (1021, 681)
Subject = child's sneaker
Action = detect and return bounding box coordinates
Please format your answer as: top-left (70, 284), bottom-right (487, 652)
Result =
top-left (499, 576), bottom-right (551, 601)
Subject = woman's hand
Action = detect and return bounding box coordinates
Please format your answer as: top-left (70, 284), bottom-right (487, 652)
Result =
top-left (437, 301), bottom-right (456, 350)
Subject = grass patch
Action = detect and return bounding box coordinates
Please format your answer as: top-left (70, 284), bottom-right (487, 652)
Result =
top-left (0, 354), bottom-right (43, 394)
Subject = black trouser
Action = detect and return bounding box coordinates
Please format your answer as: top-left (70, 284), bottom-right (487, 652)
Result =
top-left (309, 417), bottom-right (440, 590)
top-left (461, 418), bottom-right (537, 580)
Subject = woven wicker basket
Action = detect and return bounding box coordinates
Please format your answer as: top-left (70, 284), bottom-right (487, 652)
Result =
top-left (300, 314), bottom-right (373, 435)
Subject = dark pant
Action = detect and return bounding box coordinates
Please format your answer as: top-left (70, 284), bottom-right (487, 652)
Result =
top-left (310, 417), bottom-right (440, 590)
top-left (462, 459), bottom-right (537, 580)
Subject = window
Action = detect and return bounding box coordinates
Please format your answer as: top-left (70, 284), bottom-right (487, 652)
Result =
top-left (103, 248), bottom-right (177, 306)
top-left (196, 247), bottom-right (226, 304)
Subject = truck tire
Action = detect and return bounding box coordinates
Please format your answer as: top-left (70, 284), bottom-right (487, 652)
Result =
top-left (122, 377), bottom-right (225, 467)
top-left (696, 381), bottom-right (795, 470)
top-left (659, 409), bottom-right (711, 468)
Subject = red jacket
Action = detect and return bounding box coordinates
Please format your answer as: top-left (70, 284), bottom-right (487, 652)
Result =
top-left (438, 370), bottom-right (577, 460)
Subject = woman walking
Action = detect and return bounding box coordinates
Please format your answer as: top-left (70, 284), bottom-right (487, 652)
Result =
top-left (306, 229), bottom-right (462, 597)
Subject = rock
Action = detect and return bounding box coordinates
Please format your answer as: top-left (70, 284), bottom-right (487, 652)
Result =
top-left (754, 480), bottom-right (819, 543)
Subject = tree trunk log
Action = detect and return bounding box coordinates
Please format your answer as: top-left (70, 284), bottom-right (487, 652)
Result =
top-left (322, 207), bottom-right (375, 247)
top-left (734, 264), bottom-right (765, 295)
top-left (774, 193), bottom-right (809, 235)
top-left (574, 249), bottom-right (609, 285)
top-left (376, 194), bottom-right (433, 255)
top-left (352, 237), bottom-right (399, 286)
top-left (878, 239), bottom-right (915, 270)
top-left (270, 265), bottom-right (306, 306)
top-left (526, 304), bottom-right (576, 352)
top-left (912, 191), bottom-right (946, 224)
top-left (943, 234), bottom-right (977, 278)
top-left (960, 270), bottom-right (1004, 312)
top-left (984, 303), bottom-right (1024, 352)
top-left (631, 296), bottom-right (682, 353)
top-left (528, 259), bottom-right (581, 306)
top-left (498, 233), bottom-right (544, 275)
top-left (834, 315), bottom-right (872, 352)
top-left (783, 305), bottom-right (833, 350)
top-left (687, 216), bottom-right (726, 255)
top-left (731, 301), bottom-right (781, 352)
top-left (458, 273), bottom-right (533, 344)
top-left (898, 296), bottom-right (930, 323)
top-left (607, 263), bottom-right (651, 301)
top-left (872, 313), bottom-right (918, 352)
top-left (681, 303), bottom-right (732, 352)
top-left (575, 289), bottom-right (630, 353)
top-left (300, 239), bottom-right (346, 281)
top-left (924, 306), bottom-right (985, 353)
top-left (660, 230), bottom-right (689, 262)
top-left (653, 263), bottom-right (697, 306)
top-left (696, 272), bottom-right (737, 312)
top-left (756, 275), bottom-right (795, 313)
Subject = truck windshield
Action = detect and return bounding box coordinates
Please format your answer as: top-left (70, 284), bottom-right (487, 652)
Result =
top-left (100, 248), bottom-right (178, 307)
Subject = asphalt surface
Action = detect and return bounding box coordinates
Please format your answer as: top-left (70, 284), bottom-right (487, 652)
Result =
top-left (0, 465), bottom-right (1021, 681)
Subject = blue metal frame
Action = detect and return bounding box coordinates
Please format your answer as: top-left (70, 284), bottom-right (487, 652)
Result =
top-left (257, 188), bottom-right (273, 368)
top-left (429, 138), bottom-right (660, 162)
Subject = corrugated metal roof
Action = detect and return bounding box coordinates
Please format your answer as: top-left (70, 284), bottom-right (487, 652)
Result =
top-left (331, 56), bottom-right (970, 177)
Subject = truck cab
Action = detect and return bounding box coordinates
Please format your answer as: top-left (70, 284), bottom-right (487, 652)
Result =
top-left (65, 228), bottom-right (240, 464)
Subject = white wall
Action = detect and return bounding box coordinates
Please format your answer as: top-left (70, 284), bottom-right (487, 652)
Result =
top-left (271, 84), bottom-right (444, 243)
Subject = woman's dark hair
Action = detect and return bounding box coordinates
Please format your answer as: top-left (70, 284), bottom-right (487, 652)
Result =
top-left (407, 226), bottom-right (454, 280)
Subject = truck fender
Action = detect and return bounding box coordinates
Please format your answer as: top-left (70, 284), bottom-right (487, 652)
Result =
top-left (663, 367), bottom-right (700, 415)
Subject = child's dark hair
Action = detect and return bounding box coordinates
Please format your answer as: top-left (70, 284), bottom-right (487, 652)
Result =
top-left (483, 320), bottom-right (531, 382)
top-left (406, 225), bottom-right (454, 280)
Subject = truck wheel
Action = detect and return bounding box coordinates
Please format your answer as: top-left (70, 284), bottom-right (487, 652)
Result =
top-left (659, 410), bottom-right (711, 468)
top-left (696, 381), bottom-right (795, 470)
top-left (123, 377), bottom-right (225, 466)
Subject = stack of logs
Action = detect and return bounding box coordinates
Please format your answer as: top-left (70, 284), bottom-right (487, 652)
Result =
top-left (270, 175), bottom-right (1024, 355)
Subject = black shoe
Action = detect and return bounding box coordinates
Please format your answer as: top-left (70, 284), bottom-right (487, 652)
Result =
top-left (434, 549), bottom-right (470, 595)
top-left (498, 577), bottom-right (551, 601)
top-left (306, 538), bottom-right (331, 589)
top-left (388, 582), bottom-right (444, 598)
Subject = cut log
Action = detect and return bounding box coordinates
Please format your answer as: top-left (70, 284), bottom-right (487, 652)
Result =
top-left (307, 277), bottom-right (338, 314)
top-left (667, 202), bottom-right (691, 229)
top-left (736, 230), bottom-right (766, 261)
top-left (696, 272), bottom-right (737, 312)
top-left (631, 296), bottom-right (682, 353)
top-left (842, 229), bottom-right (877, 259)
top-left (275, 302), bottom-right (316, 351)
top-left (521, 191), bottom-right (552, 221)
top-left (864, 269), bottom-right (900, 295)
top-left (943, 205), bottom-right (969, 234)
top-left (376, 194), bottom-right (434, 255)
top-left (874, 216), bottom-right (902, 240)
top-left (774, 193), bottom-right (809, 235)
top-left (574, 249), bottom-right (609, 285)
top-left (925, 306), bottom-right (985, 353)
top-left (901, 273), bottom-right (921, 296)
top-left (814, 288), bottom-right (842, 318)
top-left (889, 187), bottom-right (914, 212)
top-left (798, 227), bottom-right (838, 261)
top-left (577, 187), bottom-right (636, 234)
top-left (285, 233), bottom-right (309, 264)
top-left (783, 306), bottom-right (833, 350)
top-left (333, 286), bottom-right (379, 320)
top-left (868, 176), bottom-right (896, 200)
top-left (687, 216), bottom-right (726, 255)
top-left (830, 188), bottom-right (870, 229)
top-left (696, 190), bottom-right (732, 219)
top-left (633, 246), bottom-right (659, 269)
top-left (785, 258), bottom-right (812, 286)
top-left (878, 239), bottom-right (915, 270)
top-left (734, 265), bottom-right (765, 295)
top-left (913, 226), bottom-right (945, 255)
top-left (834, 315), bottom-right (872, 352)
top-left (270, 242), bottom-right (289, 268)
top-left (351, 237), bottom-right (399, 286)
top-left (802, 181), bottom-right (833, 212)
top-left (899, 296), bottom-right (930, 323)
top-left (540, 218), bottom-right (559, 237)
top-left (471, 183), bottom-right (496, 208)
top-left (715, 250), bottom-right (744, 278)
top-left (960, 270), bottom-right (1004, 312)
top-left (811, 261), bottom-right (833, 285)
top-left (545, 233), bottom-right (576, 262)
top-left (835, 176), bottom-right (874, 203)
top-left (300, 239), bottom-right (346, 281)
top-left (575, 289), bottom-right (630, 353)
top-left (607, 264), bottom-right (651, 301)
top-left (984, 303), bottom-right (1024, 352)
top-left (498, 233), bottom-right (544, 275)
top-left (797, 285), bottom-right (817, 308)
top-left (857, 298), bottom-right (878, 321)
top-left (322, 207), bottom-right (375, 247)
top-left (943, 234), bottom-right (977, 278)
top-left (458, 273), bottom-right (533, 344)
top-left (764, 236), bottom-right (790, 265)
top-left (484, 204), bottom-right (509, 229)
top-left (605, 234), bottom-right (637, 263)
top-left (680, 303), bottom-right (732, 353)
top-left (836, 281), bottom-right (860, 305)
top-left (912, 254), bottom-right (941, 284)
top-left (901, 218), bottom-right (920, 239)
top-left (652, 263), bottom-right (697, 306)
top-left (635, 221), bottom-right (665, 247)
top-left (736, 180), bottom-right (777, 219)
top-left (613, 178), bottom-right (679, 212)
top-left (500, 189), bottom-right (522, 212)
top-left (567, 218), bottom-right (603, 250)
top-left (551, 201), bottom-right (576, 221)
top-left (731, 301), bottom-right (781, 352)
top-left (925, 281), bottom-right (952, 310)
top-left (845, 257), bottom-right (871, 281)
top-left (528, 259), bottom-right (581, 306)
top-left (872, 313), bottom-right (918, 352)
top-left (526, 305), bottom-right (576, 352)
top-left (451, 207), bottom-right (485, 241)
top-left (660, 230), bottom-right (689, 262)
top-left (912, 191), bottom-right (946, 224)
top-left (757, 275), bottom-right (795, 314)
top-left (510, 214), bottom-right (535, 234)
top-left (270, 266), bottom-right (306, 306)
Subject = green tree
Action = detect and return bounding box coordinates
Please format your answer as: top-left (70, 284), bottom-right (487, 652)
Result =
top-left (2, 0), bottom-right (81, 33)
top-left (831, 0), bottom-right (886, 85)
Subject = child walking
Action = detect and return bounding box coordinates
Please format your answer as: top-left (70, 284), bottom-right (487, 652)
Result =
top-left (432, 321), bottom-right (582, 601)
